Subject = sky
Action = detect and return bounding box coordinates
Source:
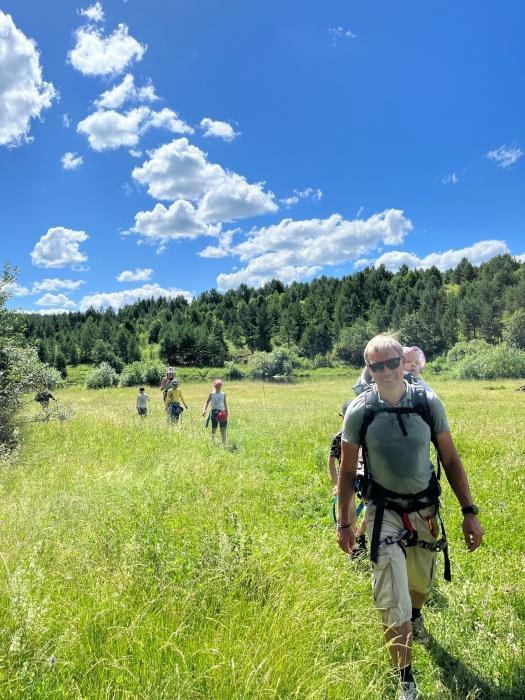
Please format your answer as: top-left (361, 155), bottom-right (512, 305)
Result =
top-left (1, 0), bottom-right (524, 313)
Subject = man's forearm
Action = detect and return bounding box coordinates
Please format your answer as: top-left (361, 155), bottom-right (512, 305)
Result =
top-left (338, 472), bottom-right (356, 525)
top-left (443, 457), bottom-right (474, 508)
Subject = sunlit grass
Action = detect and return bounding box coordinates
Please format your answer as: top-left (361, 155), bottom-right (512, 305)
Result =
top-left (0, 378), bottom-right (523, 698)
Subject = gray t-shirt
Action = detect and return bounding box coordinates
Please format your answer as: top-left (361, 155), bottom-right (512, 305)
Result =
top-left (342, 382), bottom-right (449, 500)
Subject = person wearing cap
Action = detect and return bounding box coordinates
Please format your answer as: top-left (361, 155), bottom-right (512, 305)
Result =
top-left (160, 367), bottom-right (175, 401)
top-left (328, 401), bottom-right (367, 559)
top-left (201, 379), bottom-right (228, 444)
top-left (164, 379), bottom-right (188, 424)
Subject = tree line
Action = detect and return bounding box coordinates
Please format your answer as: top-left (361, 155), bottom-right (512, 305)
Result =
top-left (20, 255), bottom-right (525, 374)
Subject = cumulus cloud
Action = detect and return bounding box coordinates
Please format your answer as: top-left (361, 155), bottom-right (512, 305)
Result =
top-left (514, 253), bottom-right (525, 263)
top-left (117, 268), bottom-right (153, 282)
top-left (442, 172), bottom-right (459, 185)
top-left (279, 187), bottom-right (323, 207)
top-left (61, 151), bottom-right (83, 170)
top-left (77, 106), bottom-right (192, 151)
top-left (3, 282), bottom-right (30, 297)
top-left (200, 118), bottom-right (240, 141)
top-left (486, 145), bottom-right (523, 169)
top-left (68, 23), bottom-right (146, 77)
top-left (31, 227), bottom-right (89, 268)
top-left (197, 174), bottom-right (278, 223)
top-left (132, 138), bottom-right (277, 221)
top-left (36, 292), bottom-right (77, 309)
top-left (78, 283), bottom-right (192, 311)
top-left (374, 239), bottom-right (509, 272)
top-left (94, 73), bottom-right (158, 110)
top-left (79, 2), bottom-right (104, 23)
top-left (216, 209), bottom-right (412, 290)
top-left (130, 200), bottom-right (219, 251)
top-left (198, 229), bottom-right (237, 258)
top-left (0, 11), bottom-right (57, 147)
top-left (32, 278), bottom-right (85, 293)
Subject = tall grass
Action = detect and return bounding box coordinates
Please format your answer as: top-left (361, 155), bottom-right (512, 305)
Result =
top-left (0, 379), bottom-right (523, 698)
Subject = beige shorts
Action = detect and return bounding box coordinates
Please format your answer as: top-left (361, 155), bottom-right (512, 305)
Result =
top-left (365, 503), bottom-right (439, 627)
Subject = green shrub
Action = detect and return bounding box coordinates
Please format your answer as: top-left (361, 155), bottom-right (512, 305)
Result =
top-left (446, 340), bottom-right (491, 364)
top-left (451, 343), bottom-right (525, 379)
top-left (86, 362), bottom-right (119, 389)
top-left (119, 362), bottom-right (144, 387)
top-left (248, 347), bottom-right (300, 379)
top-left (224, 361), bottom-right (245, 380)
top-left (143, 362), bottom-right (164, 386)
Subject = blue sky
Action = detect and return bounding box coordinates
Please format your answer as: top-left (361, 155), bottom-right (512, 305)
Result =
top-left (1, 0), bottom-right (524, 312)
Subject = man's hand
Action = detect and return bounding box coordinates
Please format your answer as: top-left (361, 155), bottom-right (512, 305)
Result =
top-left (337, 524), bottom-right (356, 554)
top-left (462, 514), bottom-right (483, 552)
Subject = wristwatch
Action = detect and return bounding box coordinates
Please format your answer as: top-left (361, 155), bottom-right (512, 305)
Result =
top-left (461, 504), bottom-right (479, 515)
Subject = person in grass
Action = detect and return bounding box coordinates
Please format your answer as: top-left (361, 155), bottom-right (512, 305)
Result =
top-left (164, 378), bottom-right (188, 424)
top-left (337, 334), bottom-right (483, 700)
top-left (328, 401), bottom-right (367, 559)
top-left (160, 367), bottom-right (175, 401)
top-left (35, 385), bottom-right (56, 411)
top-left (202, 379), bottom-right (228, 444)
top-left (403, 346), bottom-right (432, 392)
top-left (136, 387), bottom-right (149, 418)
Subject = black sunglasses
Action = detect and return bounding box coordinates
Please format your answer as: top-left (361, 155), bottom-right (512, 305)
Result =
top-left (368, 356), bottom-right (402, 373)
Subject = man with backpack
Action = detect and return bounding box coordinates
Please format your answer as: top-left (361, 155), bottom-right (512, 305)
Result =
top-left (336, 335), bottom-right (483, 700)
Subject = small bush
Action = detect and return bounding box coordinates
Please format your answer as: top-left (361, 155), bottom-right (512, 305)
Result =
top-left (86, 362), bottom-right (119, 389)
top-left (446, 340), bottom-right (491, 364)
top-left (119, 362), bottom-right (144, 387)
top-left (224, 361), bottom-right (245, 380)
top-left (451, 343), bottom-right (525, 379)
top-left (248, 347), bottom-right (300, 379)
top-left (36, 364), bottom-right (65, 390)
top-left (311, 354), bottom-right (333, 369)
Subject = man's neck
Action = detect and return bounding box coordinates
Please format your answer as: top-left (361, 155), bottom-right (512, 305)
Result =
top-left (376, 380), bottom-right (406, 406)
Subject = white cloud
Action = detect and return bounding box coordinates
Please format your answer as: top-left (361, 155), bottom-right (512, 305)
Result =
top-left (198, 229), bottom-right (237, 258)
top-left (486, 145), bottom-right (523, 169)
top-left (78, 283), bottom-right (192, 311)
top-left (77, 107), bottom-right (192, 151)
top-left (279, 187), bottom-right (323, 207)
top-left (68, 23), bottom-right (146, 77)
top-left (132, 138), bottom-right (277, 222)
top-left (197, 174), bottom-right (278, 223)
top-left (36, 292), bottom-right (77, 309)
top-left (514, 253), bottom-right (525, 263)
top-left (328, 26), bottom-right (357, 45)
top-left (61, 151), bottom-right (84, 170)
top-left (132, 138), bottom-right (224, 200)
top-left (117, 268), bottom-right (153, 282)
top-left (31, 227), bottom-right (89, 269)
top-left (216, 209), bottom-right (412, 290)
top-left (63, 114), bottom-right (70, 128)
top-left (442, 172), bottom-right (459, 185)
top-left (79, 2), bottom-right (104, 23)
top-left (0, 11), bottom-right (57, 147)
top-left (34, 308), bottom-right (74, 315)
top-left (200, 118), bottom-right (240, 142)
top-left (94, 73), bottom-right (159, 110)
top-left (3, 282), bottom-right (30, 297)
top-left (374, 239), bottom-right (509, 272)
top-left (32, 278), bottom-right (85, 293)
top-left (130, 200), bottom-right (219, 251)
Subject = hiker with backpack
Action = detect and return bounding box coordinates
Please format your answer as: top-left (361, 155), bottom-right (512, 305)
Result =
top-left (337, 335), bottom-right (483, 700)
top-left (164, 379), bottom-right (188, 424)
top-left (202, 379), bottom-right (228, 444)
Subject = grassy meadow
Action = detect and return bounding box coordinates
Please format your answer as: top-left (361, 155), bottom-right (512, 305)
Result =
top-left (0, 377), bottom-right (524, 699)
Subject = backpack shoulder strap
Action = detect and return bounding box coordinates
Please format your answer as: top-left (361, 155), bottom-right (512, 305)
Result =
top-left (410, 383), bottom-right (443, 478)
top-left (358, 386), bottom-right (379, 446)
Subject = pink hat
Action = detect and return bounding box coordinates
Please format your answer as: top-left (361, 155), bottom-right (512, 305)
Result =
top-left (403, 346), bottom-right (426, 369)
top-left (213, 378), bottom-right (223, 387)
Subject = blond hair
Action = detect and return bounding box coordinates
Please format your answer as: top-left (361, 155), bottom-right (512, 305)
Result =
top-left (364, 334), bottom-right (404, 363)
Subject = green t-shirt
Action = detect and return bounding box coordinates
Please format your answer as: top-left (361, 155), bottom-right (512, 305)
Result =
top-left (342, 382), bottom-right (449, 500)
